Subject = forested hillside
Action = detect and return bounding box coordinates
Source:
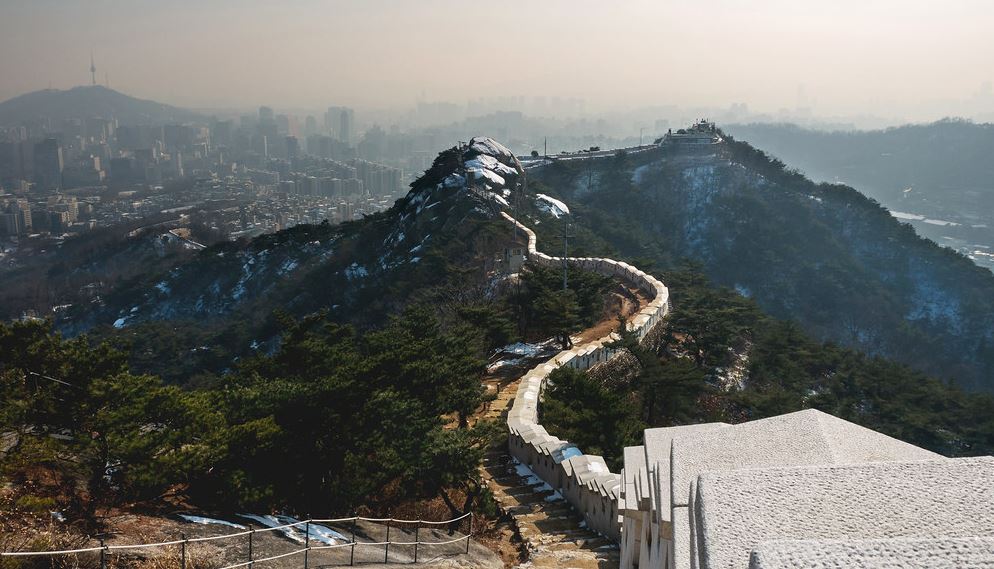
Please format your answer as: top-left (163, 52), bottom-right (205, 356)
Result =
top-left (543, 266), bottom-right (994, 469)
top-left (529, 136), bottom-right (994, 391)
top-left (55, 141), bottom-right (520, 382)
top-left (724, 121), bottom-right (994, 272)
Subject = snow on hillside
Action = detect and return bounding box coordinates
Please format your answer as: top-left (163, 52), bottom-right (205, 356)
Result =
top-left (536, 193), bottom-right (570, 218)
top-left (93, 136), bottom-right (525, 332)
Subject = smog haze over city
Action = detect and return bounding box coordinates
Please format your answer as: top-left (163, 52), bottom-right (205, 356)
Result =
top-left (2, 0), bottom-right (993, 127)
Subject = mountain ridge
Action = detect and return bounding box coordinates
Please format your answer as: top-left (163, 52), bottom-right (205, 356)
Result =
top-left (47, 128), bottom-right (994, 391)
top-left (527, 131), bottom-right (994, 391)
top-left (0, 85), bottom-right (203, 125)
top-left (59, 137), bottom-right (524, 381)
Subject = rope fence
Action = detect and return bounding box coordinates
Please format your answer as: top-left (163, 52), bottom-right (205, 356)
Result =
top-left (0, 513), bottom-right (474, 567)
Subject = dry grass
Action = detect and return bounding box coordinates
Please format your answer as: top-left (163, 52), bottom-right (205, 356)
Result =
top-left (105, 543), bottom-right (222, 569)
top-left (1, 531), bottom-right (223, 569)
top-left (0, 490), bottom-right (221, 569)
top-left (0, 526), bottom-right (96, 569)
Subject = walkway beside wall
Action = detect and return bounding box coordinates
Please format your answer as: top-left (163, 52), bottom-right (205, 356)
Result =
top-left (480, 372), bottom-right (620, 568)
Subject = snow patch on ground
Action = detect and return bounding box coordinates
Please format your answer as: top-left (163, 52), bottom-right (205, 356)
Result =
top-left (511, 459), bottom-right (546, 486)
top-left (496, 341), bottom-right (548, 357)
top-left (273, 515), bottom-right (348, 545)
top-left (443, 174), bottom-right (465, 189)
top-left (179, 514), bottom-right (247, 529)
top-left (234, 513), bottom-right (347, 545)
top-left (536, 194), bottom-right (570, 218)
top-left (632, 163), bottom-right (652, 185)
top-left (469, 137), bottom-right (515, 159)
top-left (488, 192), bottom-right (509, 207)
top-left (465, 154), bottom-right (518, 177)
top-left (279, 258), bottom-right (299, 275)
top-left (345, 262), bottom-right (369, 281)
top-left (468, 167), bottom-right (506, 187)
top-left (238, 514), bottom-right (307, 543)
top-left (488, 340), bottom-right (559, 372)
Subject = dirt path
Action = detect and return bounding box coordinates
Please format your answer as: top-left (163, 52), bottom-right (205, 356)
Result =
top-left (472, 284), bottom-right (649, 568)
top-left (478, 380), bottom-right (619, 569)
top-left (575, 284), bottom-right (648, 344)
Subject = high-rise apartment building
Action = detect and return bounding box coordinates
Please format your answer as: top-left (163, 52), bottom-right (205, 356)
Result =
top-left (339, 108), bottom-right (354, 146)
top-left (32, 138), bottom-right (63, 190)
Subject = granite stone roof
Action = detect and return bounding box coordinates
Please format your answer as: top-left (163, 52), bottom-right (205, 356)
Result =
top-left (642, 423), bottom-right (728, 519)
top-left (696, 457), bottom-right (994, 569)
top-left (670, 409), bottom-right (942, 508)
top-left (748, 537), bottom-right (994, 569)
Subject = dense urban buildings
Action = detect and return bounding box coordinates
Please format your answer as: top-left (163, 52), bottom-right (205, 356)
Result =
top-left (0, 93), bottom-right (408, 248)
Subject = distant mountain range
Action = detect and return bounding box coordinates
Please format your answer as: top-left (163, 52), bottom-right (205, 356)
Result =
top-left (0, 85), bottom-right (203, 126)
top-left (723, 120), bottom-right (994, 211)
top-left (723, 120), bottom-right (994, 272)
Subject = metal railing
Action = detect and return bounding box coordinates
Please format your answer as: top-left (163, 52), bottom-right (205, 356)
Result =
top-left (0, 513), bottom-right (474, 567)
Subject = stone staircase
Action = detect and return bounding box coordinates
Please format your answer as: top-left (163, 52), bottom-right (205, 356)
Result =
top-left (479, 378), bottom-right (620, 569)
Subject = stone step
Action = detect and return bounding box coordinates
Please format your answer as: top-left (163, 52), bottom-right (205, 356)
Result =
top-left (518, 511), bottom-right (574, 524)
top-left (502, 503), bottom-right (547, 517)
top-left (482, 457), bottom-right (511, 466)
top-left (544, 538), bottom-right (615, 551)
top-left (528, 528), bottom-right (606, 542)
top-left (520, 516), bottom-right (585, 533)
top-left (483, 467), bottom-right (521, 486)
top-left (520, 503), bottom-right (572, 515)
top-left (503, 485), bottom-right (555, 497)
top-left (497, 493), bottom-right (554, 509)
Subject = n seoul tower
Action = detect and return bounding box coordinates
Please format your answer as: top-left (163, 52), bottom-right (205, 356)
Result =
top-left (90, 52), bottom-right (96, 86)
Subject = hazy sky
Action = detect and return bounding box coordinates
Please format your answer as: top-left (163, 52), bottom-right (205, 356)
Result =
top-left (1, 0), bottom-right (992, 121)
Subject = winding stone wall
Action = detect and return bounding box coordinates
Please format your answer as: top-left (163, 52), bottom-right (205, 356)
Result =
top-left (501, 211), bottom-right (669, 540)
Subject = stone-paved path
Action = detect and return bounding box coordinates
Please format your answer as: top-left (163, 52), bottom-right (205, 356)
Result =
top-left (478, 377), bottom-right (620, 569)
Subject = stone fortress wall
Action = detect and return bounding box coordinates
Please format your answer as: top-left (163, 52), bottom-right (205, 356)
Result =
top-left (498, 208), bottom-right (994, 569)
top-left (500, 211), bottom-right (670, 540)
top-left (498, 135), bottom-right (993, 567)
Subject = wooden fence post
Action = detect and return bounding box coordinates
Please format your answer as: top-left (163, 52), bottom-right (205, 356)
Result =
top-left (384, 516), bottom-right (391, 563)
top-left (304, 521), bottom-right (310, 569)
top-left (413, 520), bottom-right (420, 564)
top-left (350, 514), bottom-right (357, 566)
